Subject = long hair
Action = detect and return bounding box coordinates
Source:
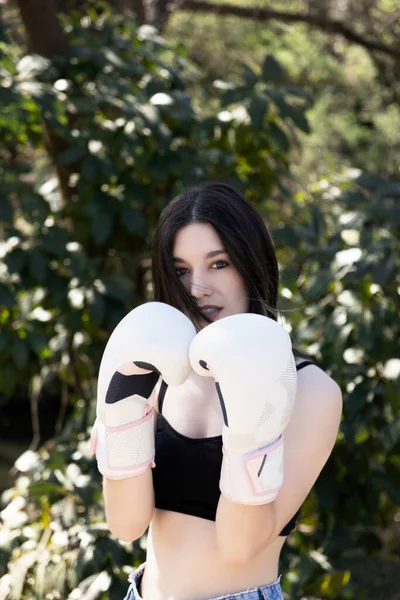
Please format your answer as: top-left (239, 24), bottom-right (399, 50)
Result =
top-left (151, 181), bottom-right (309, 361)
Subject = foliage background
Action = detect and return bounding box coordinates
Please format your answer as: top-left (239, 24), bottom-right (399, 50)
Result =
top-left (0, 1), bottom-right (399, 599)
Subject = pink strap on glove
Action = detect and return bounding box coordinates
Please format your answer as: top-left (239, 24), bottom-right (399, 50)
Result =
top-left (220, 435), bottom-right (284, 505)
top-left (90, 411), bottom-right (156, 479)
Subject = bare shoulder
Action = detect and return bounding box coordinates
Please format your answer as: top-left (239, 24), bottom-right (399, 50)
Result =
top-left (286, 360), bottom-right (342, 463)
top-left (294, 361), bottom-right (342, 420)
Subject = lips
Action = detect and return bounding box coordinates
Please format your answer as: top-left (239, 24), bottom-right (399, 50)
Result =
top-left (198, 305), bottom-right (223, 320)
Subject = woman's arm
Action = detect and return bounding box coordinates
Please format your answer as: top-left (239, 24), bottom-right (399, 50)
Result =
top-left (101, 378), bottom-right (163, 542)
top-left (103, 470), bottom-right (155, 542)
top-left (214, 366), bottom-right (343, 564)
top-left (90, 304), bottom-right (195, 542)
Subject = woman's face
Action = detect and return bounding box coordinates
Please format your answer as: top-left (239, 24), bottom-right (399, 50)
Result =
top-left (172, 223), bottom-right (249, 327)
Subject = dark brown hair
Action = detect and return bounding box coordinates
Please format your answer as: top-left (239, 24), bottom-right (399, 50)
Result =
top-left (151, 181), bottom-right (308, 361)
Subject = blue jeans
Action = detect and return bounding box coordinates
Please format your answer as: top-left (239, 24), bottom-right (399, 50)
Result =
top-left (123, 563), bottom-right (283, 600)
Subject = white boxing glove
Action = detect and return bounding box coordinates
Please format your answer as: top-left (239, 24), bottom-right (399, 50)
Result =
top-left (189, 313), bottom-right (297, 504)
top-left (90, 302), bottom-right (196, 479)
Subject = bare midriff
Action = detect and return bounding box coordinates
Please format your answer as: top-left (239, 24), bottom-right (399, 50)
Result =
top-left (141, 509), bottom-right (285, 600)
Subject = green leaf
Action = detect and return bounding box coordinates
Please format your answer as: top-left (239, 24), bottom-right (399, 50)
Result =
top-left (0, 86), bottom-right (17, 104)
top-left (1, 55), bottom-right (16, 75)
top-left (373, 257), bottom-right (395, 285)
top-left (314, 469), bottom-right (338, 511)
top-left (42, 229), bottom-right (69, 257)
top-left (58, 145), bottom-right (87, 165)
top-left (273, 96), bottom-right (311, 133)
top-left (29, 331), bottom-right (49, 356)
top-left (340, 190), bottom-right (366, 208)
top-left (20, 193), bottom-right (49, 224)
top-left (312, 570), bottom-right (351, 598)
top-left (103, 47), bottom-right (125, 69)
top-left (283, 85), bottom-right (314, 104)
top-left (88, 291), bottom-right (106, 327)
top-left (310, 205), bottom-right (326, 242)
top-left (371, 469), bottom-right (400, 504)
top-left (374, 181), bottom-right (400, 199)
top-left (6, 249), bottom-right (25, 274)
top-left (381, 418), bottom-right (400, 453)
top-left (68, 96), bottom-right (97, 116)
top-left (262, 55), bottom-right (284, 83)
top-left (221, 86), bottom-right (249, 107)
top-left (0, 333), bottom-right (9, 358)
top-left (69, 44), bottom-right (95, 60)
top-left (356, 172), bottom-right (387, 193)
top-left (333, 323), bottom-right (355, 363)
top-left (287, 105), bottom-right (311, 133)
top-left (267, 122), bottom-right (290, 152)
top-left (272, 226), bottom-right (299, 248)
top-left (12, 338), bottom-right (29, 369)
top-left (303, 269), bottom-right (333, 302)
top-left (30, 250), bottom-right (48, 283)
top-left (92, 211), bottom-right (114, 244)
top-left (28, 481), bottom-right (63, 499)
top-left (0, 284), bottom-right (15, 308)
top-left (101, 275), bottom-right (133, 303)
top-left (354, 423), bottom-right (369, 444)
top-left (121, 204), bottom-right (146, 237)
top-left (356, 531), bottom-right (383, 553)
top-left (247, 93), bottom-right (268, 128)
top-left (0, 197), bottom-right (14, 223)
top-left (81, 155), bottom-right (100, 178)
top-left (0, 363), bottom-right (18, 395)
top-left (241, 64), bottom-right (258, 87)
top-left (346, 380), bottom-right (368, 414)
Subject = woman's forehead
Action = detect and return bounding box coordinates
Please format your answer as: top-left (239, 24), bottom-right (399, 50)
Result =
top-left (173, 223), bottom-right (225, 258)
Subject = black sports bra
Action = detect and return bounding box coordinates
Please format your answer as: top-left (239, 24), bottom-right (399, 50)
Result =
top-left (152, 360), bottom-right (314, 535)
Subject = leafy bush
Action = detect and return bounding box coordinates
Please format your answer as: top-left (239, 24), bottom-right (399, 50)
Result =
top-left (0, 7), bottom-right (311, 407)
top-left (0, 428), bottom-right (143, 600)
top-left (275, 171), bottom-right (400, 598)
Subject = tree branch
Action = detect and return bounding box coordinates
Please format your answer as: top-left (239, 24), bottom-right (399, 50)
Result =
top-left (176, 1), bottom-right (400, 60)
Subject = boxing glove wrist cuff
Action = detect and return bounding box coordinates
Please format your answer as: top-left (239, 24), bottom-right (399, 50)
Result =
top-left (220, 435), bottom-right (284, 505)
top-left (92, 409), bottom-right (156, 480)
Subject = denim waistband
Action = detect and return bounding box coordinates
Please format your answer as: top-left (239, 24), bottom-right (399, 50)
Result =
top-left (124, 563), bottom-right (283, 600)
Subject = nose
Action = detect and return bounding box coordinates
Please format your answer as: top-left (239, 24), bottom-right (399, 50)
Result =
top-left (189, 271), bottom-right (212, 300)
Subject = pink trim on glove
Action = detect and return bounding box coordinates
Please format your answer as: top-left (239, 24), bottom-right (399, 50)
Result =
top-left (93, 409), bottom-right (156, 480)
top-left (105, 408), bottom-right (155, 433)
top-left (245, 436), bottom-right (283, 495)
top-left (220, 435), bottom-right (284, 505)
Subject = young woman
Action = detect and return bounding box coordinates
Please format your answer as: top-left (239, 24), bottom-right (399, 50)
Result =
top-left (90, 182), bottom-right (342, 600)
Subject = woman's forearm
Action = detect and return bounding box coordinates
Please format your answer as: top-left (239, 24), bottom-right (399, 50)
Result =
top-left (215, 495), bottom-right (277, 565)
top-left (103, 469), bottom-right (155, 542)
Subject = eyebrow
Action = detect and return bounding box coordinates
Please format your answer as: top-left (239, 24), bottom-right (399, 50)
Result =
top-left (173, 249), bottom-right (227, 263)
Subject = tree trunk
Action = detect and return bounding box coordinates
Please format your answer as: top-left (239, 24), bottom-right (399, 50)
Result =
top-left (17, 0), bottom-right (78, 202)
top-left (131, 0), bottom-right (147, 24)
top-left (146, 0), bottom-right (170, 30)
top-left (17, 0), bottom-right (68, 58)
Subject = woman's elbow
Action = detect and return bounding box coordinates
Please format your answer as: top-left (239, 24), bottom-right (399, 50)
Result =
top-left (216, 537), bottom-right (260, 566)
top-left (107, 518), bottom-right (150, 543)
top-left (105, 504), bottom-right (154, 542)
top-left (102, 473), bottom-right (155, 542)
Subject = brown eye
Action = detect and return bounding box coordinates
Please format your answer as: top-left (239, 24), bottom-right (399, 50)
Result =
top-left (212, 260), bottom-right (228, 269)
top-left (175, 267), bottom-right (188, 277)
